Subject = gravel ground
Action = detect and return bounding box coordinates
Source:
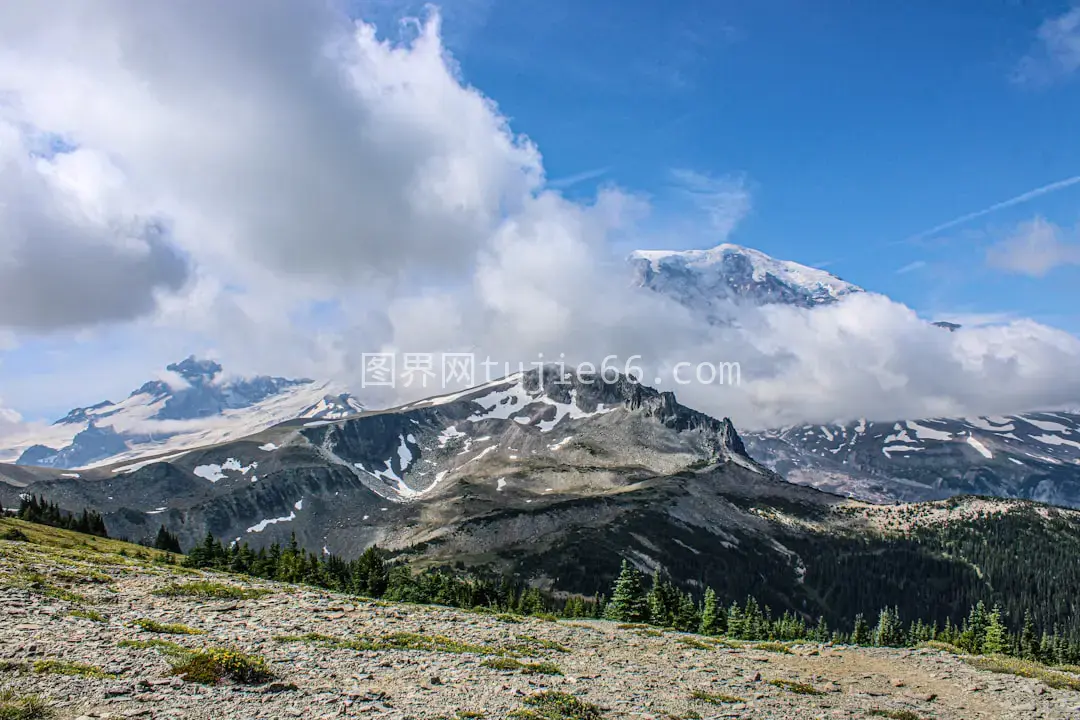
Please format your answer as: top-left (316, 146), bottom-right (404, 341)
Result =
top-left (2, 533), bottom-right (1080, 719)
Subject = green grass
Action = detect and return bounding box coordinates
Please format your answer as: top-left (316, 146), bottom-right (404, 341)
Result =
top-left (274, 631), bottom-right (502, 656)
top-left (0, 689), bottom-right (51, 720)
top-left (154, 581), bottom-right (269, 600)
top-left (133, 618), bottom-right (205, 634)
top-left (481, 656), bottom-right (561, 674)
top-left (496, 613), bottom-right (525, 623)
top-left (964, 655), bottom-right (1080, 691)
top-left (0, 527), bottom-right (29, 542)
top-left (505, 635), bottom-right (571, 655)
top-left (751, 642), bottom-right (792, 654)
top-left (507, 691), bottom-right (603, 720)
top-left (170, 648), bottom-right (273, 685)
top-left (767, 679), bottom-right (822, 695)
top-left (868, 710), bottom-right (925, 720)
top-left (67, 608), bottom-right (106, 622)
top-left (689, 689), bottom-right (744, 704)
top-left (32, 659), bottom-right (114, 679)
top-left (678, 637), bottom-right (712, 650)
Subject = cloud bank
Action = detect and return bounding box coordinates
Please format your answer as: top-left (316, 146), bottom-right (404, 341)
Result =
top-left (0, 1), bottom-right (1079, 431)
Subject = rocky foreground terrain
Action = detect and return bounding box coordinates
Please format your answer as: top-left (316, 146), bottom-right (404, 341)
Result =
top-left (3, 519), bottom-right (1080, 720)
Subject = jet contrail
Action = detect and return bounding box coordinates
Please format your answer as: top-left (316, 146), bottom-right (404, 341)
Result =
top-left (903, 174), bottom-right (1080, 243)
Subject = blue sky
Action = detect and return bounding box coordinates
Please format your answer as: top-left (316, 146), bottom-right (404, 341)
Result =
top-left (409, 0), bottom-right (1080, 329)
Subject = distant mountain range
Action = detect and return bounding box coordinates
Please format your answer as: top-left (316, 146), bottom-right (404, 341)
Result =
top-left (744, 412), bottom-right (1080, 507)
top-left (0, 356), bottom-right (363, 470)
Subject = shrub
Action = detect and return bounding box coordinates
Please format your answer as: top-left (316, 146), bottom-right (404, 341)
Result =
top-left (0, 689), bottom-right (51, 720)
top-left (507, 691), bottom-right (603, 720)
top-left (67, 608), bottom-right (106, 623)
top-left (171, 648), bottom-right (273, 685)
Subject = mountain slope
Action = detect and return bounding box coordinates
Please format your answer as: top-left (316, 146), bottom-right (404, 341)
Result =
top-left (5, 518), bottom-right (1073, 720)
top-left (629, 243), bottom-right (863, 320)
top-left (745, 412), bottom-right (1080, 508)
top-left (0, 356), bottom-right (364, 470)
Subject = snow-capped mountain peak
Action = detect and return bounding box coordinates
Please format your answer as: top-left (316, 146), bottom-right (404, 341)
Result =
top-left (630, 243), bottom-right (863, 315)
top-left (1, 358), bottom-right (363, 470)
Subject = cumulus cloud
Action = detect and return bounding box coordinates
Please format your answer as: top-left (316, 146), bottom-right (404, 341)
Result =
top-left (1014, 5), bottom-right (1080, 85)
top-left (0, 119), bottom-right (188, 329)
top-left (0, 1), bottom-right (1079, 433)
top-left (986, 217), bottom-right (1080, 277)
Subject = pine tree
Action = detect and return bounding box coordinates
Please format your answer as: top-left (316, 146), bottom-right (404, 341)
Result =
top-left (153, 525), bottom-right (182, 553)
top-left (674, 591), bottom-right (700, 632)
top-left (852, 613), bottom-right (870, 645)
top-left (699, 588), bottom-right (724, 636)
top-left (960, 601), bottom-right (988, 654)
top-left (1020, 610), bottom-right (1038, 660)
top-left (604, 560), bottom-right (648, 623)
top-left (982, 604), bottom-right (1007, 655)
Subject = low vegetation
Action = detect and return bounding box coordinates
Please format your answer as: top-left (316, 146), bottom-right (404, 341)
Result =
top-left (767, 679), bottom-right (823, 695)
top-left (507, 691), bottom-right (603, 720)
top-left (66, 608), bottom-right (106, 623)
top-left (133, 618), bottom-right (205, 634)
top-left (868, 710), bottom-right (925, 720)
top-left (154, 581), bottom-right (269, 600)
top-left (170, 647), bottom-right (274, 685)
top-left (31, 660), bottom-right (113, 679)
top-left (480, 657), bottom-right (562, 675)
top-left (689, 689), bottom-right (745, 704)
top-left (963, 655), bottom-right (1080, 691)
top-left (0, 689), bottom-right (51, 720)
top-left (117, 637), bottom-right (272, 685)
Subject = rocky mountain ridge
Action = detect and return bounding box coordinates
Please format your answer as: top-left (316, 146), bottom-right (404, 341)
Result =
top-left (744, 411), bottom-right (1080, 508)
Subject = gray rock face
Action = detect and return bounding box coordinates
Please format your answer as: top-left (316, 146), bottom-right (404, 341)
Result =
top-left (745, 411), bottom-right (1080, 507)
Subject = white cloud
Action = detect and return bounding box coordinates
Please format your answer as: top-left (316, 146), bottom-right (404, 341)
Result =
top-left (1014, 5), bottom-right (1080, 85)
top-left (669, 169), bottom-right (752, 241)
top-left (0, 118), bottom-right (188, 330)
top-left (0, 2), bottom-right (1079, 435)
top-left (986, 217), bottom-right (1080, 277)
top-left (0, 400), bottom-right (25, 437)
top-left (896, 260), bottom-right (926, 275)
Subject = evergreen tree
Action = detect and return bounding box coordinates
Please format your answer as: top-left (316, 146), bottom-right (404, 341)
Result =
top-left (1020, 610), bottom-right (1039, 660)
top-left (674, 591), bottom-right (700, 632)
top-left (851, 613), bottom-right (870, 645)
top-left (604, 560), bottom-right (648, 623)
top-left (699, 588), bottom-right (724, 635)
top-left (153, 525), bottom-right (182, 553)
top-left (983, 604), bottom-right (1007, 655)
